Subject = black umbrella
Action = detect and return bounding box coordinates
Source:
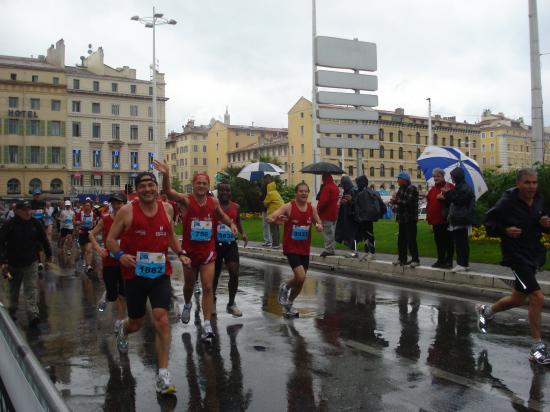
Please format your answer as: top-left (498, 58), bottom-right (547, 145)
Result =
top-left (300, 162), bottom-right (345, 175)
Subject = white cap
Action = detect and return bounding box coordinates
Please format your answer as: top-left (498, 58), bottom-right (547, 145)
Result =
top-left (64, 200), bottom-right (71, 206)
top-left (85, 197), bottom-right (92, 201)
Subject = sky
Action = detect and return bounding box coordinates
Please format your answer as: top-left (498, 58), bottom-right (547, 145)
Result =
top-left (1, 0), bottom-right (549, 133)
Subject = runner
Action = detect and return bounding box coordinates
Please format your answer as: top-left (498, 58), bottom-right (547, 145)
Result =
top-left (43, 201), bottom-right (54, 244)
top-left (267, 182), bottom-right (323, 318)
top-left (213, 182), bottom-right (248, 317)
top-left (89, 192), bottom-right (128, 332)
top-left (479, 168), bottom-right (550, 364)
top-left (154, 160), bottom-right (238, 343)
top-left (58, 200), bottom-right (75, 256)
top-left (30, 189), bottom-right (46, 272)
top-left (75, 199), bottom-right (98, 276)
top-left (106, 171), bottom-right (191, 395)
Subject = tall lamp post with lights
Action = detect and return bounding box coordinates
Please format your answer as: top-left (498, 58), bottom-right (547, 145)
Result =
top-left (131, 8), bottom-right (176, 178)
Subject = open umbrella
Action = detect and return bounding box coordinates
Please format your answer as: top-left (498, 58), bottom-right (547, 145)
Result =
top-left (417, 146), bottom-right (487, 199)
top-left (300, 162), bottom-right (345, 175)
top-left (237, 162), bottom-right (285, 182)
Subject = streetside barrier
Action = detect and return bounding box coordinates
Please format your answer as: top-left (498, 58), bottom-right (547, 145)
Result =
top-left (0, 303), bottom-right (70, 412)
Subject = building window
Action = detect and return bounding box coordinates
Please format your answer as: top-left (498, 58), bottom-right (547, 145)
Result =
top-left (390, 149), bottom-right (394, 159)
top-left (29, 178), bottom-right (42, 193)
top-left (458, 139), bottom-right (462, 148)
top-left (51, 147), bottom-right (62, 164)
top-left (389, 132), bottom-right (393, 142)
top-left (347, 148), bottom-right (353, 157)
top-left (442, 137), bottom-right (446, 146)
top-left (301, 144), bottom-right (305, 154)
top-left (398, 130), bottom-right (403, 143)
top-left (30, 120), bottom-right (40, 135)
top-left (193, 145), bottom-right (198, 153)
top-left (72, 122), bottom-right (81, 137)
top-left (348, 166), bottom-right (354, 176)
top-left (380, 164), bottom-right (385, 177)
top-left (72, 101), bottom-right (81, 112)
top-left (148, 106), bottom-right (152, 117)
top-left (148, 152), bottom-right (155, 170)
top-left (8, 146), bottom-right (19, 163)
top-left (416, 148), bottom-right (421, 159)
top-left (337, 148), bottom-right (342, 156)
top-left (380, 145), bottom-right (385, 159)
top-left (92, 175), bottom-right (103, 187)
top-left (112, 83), bottom-right (118, 92)
top-left (300, 112), bottom-right (304, 118)
top-left (31, 75), bottom-right (38, 83)
top-left (112, 150), bottom-right (120, 169)
top-left (92, 149), bottom-right (101, 168)
top-left (71, 174), bottom-right (82, 186)
top-left (30, 98), bottom-right (40, 109)
top-left (148, 127), bottom-right (153, 141)
top-left (203, 145), bottom-right (207, 153)
top-left (27, 146), bottom-right (40, 164)
top-left (72, 149), bottom-right (81, 167)
top-left (93, 123), bottom-right (101, 138)
top-left (130, 105), bottom-right (138, 116)
top-left (8, 97), bottom-right (18, 108)
top-left (10, 73), bottom-right (16, 81)
top-left (73, 79), bottom-right (80, 89)
top-left (53, 77), bottom-right (59, 85)
top-left (7, 178), bottom-right (20, 194)
top-left (390, 167), bottom-right (395, 177)
top-left (49, 121), bottom-right (61, 136)
top-left (398, 147), bottom-right (403, 159)
top-left (202, 158), bottom-right (207, 166)
top-left (433, 134), bottom-right (438, 145)
top-left (131, 84), bottom-right (137, 94)
top-left (112, 124), bottom-right (120, 140)
top-left (130, 125), bottom-right (138, 140)
top-left (130, 151), bottom-right (139, 169)
top-left (300, 125), bottom-right (304, 136)
top-left (370, 167), bottom-right (375, 177)
top-left (92, 102), bottom-right (100, 113)
top-left (93, 81), bottom-right (99, 91)
top-left (111, 175), bottom-right (120, 186)
top-left (450, 135), bottom-right (454, 146)
top-left (379, 128), bottom-right (384, 141)
top-left (415, 132), bottom-right (420, 144)
top-left (149, 86), bottom-right (153, 96)
top-left (111, 104), bottom-right (120, 115)
top-left (8, 119), bottom-right (21, 134)
top-left (50, 178), bottom-right (63, 193)
top-left (194, 158), bottom-right (198, 165)
top-left (51, 100), bottom-right (61, 111)
top-left (326, 148), bottom-right (331, 156)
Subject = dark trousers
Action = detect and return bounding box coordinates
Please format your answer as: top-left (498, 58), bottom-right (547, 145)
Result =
top-left (360, 221), bottom-right (375, 254)
top-left (398, 222), bottom-right (419, 263)
top-left (451, 228), bottom-right (469, 267)
top-left (433, 224), bottom-right (454, 264)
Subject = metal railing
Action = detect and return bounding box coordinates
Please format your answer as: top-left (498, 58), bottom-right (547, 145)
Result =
top-left (0, 303), bottom-right (70, 412)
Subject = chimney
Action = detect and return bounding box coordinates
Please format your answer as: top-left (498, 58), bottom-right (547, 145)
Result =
top-left (46, 39), bottom-right (65, 68)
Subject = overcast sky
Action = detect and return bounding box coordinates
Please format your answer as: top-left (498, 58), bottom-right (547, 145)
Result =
top-left (1, 0), bottom-right (549, 133)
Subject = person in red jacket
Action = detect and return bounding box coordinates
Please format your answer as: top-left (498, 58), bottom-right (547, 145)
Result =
top-left (316, 173), bottom-right (340, 257)
top-left (426, 168), bottom-right (454, 268)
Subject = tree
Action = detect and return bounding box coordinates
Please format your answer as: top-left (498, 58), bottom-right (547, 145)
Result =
top-left (171, 175), bottom-right (183, 193)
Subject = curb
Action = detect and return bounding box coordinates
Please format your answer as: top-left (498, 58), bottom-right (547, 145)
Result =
top-left (240, 246), bottom-right (550, 307)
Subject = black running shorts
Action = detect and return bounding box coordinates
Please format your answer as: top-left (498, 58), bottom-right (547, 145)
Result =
top-left (78, 233), bottom-right (90, 246)
top-left (60, 228), bottom-right (73, 237)
top-left (215, 241), bottom-right (239, 265)
top-left (285, 253), bottom-right (310, 271)
top-left (511, 264), bottom-right (540, 294)
top-left (103, 266), bottom-right (125, 301)
top-left (124, 275), bottom-right (171, 319)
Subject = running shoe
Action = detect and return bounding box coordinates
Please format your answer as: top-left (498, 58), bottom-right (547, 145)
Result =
top-left (476, 304), bottom-right (492, 334)
top-left (86, 265), bottom-right (93, 276)
top-left (261, 242), bottom-right (272, 247)
top-left (116, 321), bottom-right (128, 352)
top-left (451, 265), bottom-right (470, 272)
top-left (529, 343), bottom-right (550, 365)
top-left (193, 283), bottom-right (202, 296)
top-left (181, 303), bottom-right (192, 324)
top-left (226, 304), bottom-right (243, 317)
top-left (392, 260), bottom-right (404, 266)
top-left (114, 319), bottom-right (123, 335)
top-left (283, 304), bottom-right (299, 319)
top-left (37, 263), bottom-right (44, 271)
top-left (201, 330), bottom-right (216, 344)
top-left (156, 370), bottom-right (176, 395)
top-left (349, 252), bottom-right (359, 258)
top-left (408, 261), bottom-right (420, 268)
top-left (278, 283), bottom-right (290, 306)
top-left (97, 300), bottom-right (107, 312)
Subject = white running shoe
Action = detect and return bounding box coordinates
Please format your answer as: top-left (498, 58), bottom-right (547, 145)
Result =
top-left (156, 370), bottom-right (176, 394)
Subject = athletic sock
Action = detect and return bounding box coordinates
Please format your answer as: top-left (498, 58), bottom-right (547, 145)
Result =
top-left (158, 368), bottom-right (168, 376)
top-left (484, 306), bottom-right (494, 318)
top-left (184, 303), bottom-right (192, 309)
top-left (204, 320), bottom-right (212, 333)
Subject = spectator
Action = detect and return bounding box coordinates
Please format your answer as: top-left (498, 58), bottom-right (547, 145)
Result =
top-left (426, 168), bottom-right (454, 269)
top-left (390, 172), bottom-right (420, 267)
top-left (335, 176), bottom-right (358, 256)
top-left (5, 203), bottom-right (16, 221)
top-left (438, 167), bottom-right (475, 272)
top-left (264, 178), bottom-right (284, 248)
top-left (317, 173), bottom-right (340, 257)
top-left (260, 175), bottom-right (273, 247)
top-left (354, 175), bottom-right (386, 261)
top-left (0, 200), bottom-right (52, 325)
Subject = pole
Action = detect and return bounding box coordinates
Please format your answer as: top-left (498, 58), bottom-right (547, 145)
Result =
top-left (152, 6), bottom-right (159, 179)
top-left (354, 66), bottom-right (362, 177)
top-left (427, 97), bottom-right (432, 146)
top-left (311, 0), bottom-right (320, 193)
top-left (528, 0), bottom-right (545, 164)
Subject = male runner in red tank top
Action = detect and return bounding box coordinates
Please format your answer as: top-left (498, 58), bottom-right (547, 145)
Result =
top-left (88, 192), bottom-right (127, 333)
top-left (106, 172), bottom-right (191, 395)
top-left (154, 161), bottom-right (237, 343)
top-left (268, 182), bottom-right (322, 318)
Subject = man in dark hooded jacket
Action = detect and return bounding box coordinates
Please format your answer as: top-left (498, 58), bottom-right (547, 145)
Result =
top-left (335, 176), bottom-right (358, 255)
top-left (354, 175), bottom-right (386, 260)
top-left (317, 173), bottom-right (340, 257)
top-left (477, 168), bottom-right (550, 365)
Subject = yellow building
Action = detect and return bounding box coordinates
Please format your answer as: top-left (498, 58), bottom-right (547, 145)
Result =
top-left (206, 108), bottom-right (288, 179)
top-left (226, 136), bottom-right (289, 177)
top-left (288, 97), bottom-right (480, 190)
top-left (165, 120), bottom-right (210, 192)
top-left (0, 40), bottom-right (68, 199)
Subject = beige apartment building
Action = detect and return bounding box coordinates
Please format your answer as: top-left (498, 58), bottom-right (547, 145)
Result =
top-left (206, 109), bottom-right (288, 179)
top-left (165, 120), bottom-right (210, 192)
top-left (288, 97), bottom-right (480, 190)
top-left (0, 40), bottom-right (68, 198)
top-left (226, 136), bottom-right (289, 175)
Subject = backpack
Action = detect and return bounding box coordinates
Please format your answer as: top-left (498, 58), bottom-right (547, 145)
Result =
top-left (354, 188), bottom-right (387, 222)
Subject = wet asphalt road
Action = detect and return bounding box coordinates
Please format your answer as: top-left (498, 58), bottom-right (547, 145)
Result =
top-left (1, 253), bottom-right (549, 412)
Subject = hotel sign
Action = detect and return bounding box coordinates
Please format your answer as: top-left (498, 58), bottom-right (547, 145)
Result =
top-left (8, 110), bottom-right (38, 118)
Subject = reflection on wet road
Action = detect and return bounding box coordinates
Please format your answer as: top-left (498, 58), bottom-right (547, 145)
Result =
top-left (0, 256), bottom-right (548, 411)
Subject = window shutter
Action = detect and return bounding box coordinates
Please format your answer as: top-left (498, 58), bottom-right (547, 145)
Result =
top-left (47, 121), bottom-right (52, 136)
top-left (61, 147), bottom-right (66, 165)
top-left (40, 120), bottom-right (45, 136)
top-left (18, 146), bottom-right (24, 164)
top-left (18, 120), bottom-right (24, 136)
top-left (60, 121), bottom-right (66, 137)
top-left (40, 147), bottom-right (45, 164)
top-left (25, 146), bottom-right (31, 164)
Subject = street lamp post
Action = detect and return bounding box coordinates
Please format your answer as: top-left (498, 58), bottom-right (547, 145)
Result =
top-left (131, 8), bottom-right (176, 179)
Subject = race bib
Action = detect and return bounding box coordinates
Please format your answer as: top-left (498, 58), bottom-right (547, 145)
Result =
top-left (63, 217), bottom-right (72, 225)
top-left (217, 223), bottom-right (235, 242)
top-left (135, 251), bottom-right (165, 279)
top-left (291, 225), bottom-right (309, 241)
top-left (191, 220), bottom-right (212, 241)
top-left (82, 215), bottom-right (93, 229)
top-left (33, 210), bottom-right (44, 220)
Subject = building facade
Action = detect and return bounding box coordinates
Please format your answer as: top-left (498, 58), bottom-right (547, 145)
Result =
top-left (226, 136), bottom-right (289, 177)
top-left (0, 39), bottom-right (167, 200)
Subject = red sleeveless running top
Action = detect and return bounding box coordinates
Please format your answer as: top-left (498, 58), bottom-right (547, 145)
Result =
top-left (283, 200), bottom-right (313, 256)
top-left (119, 201), bottom-right (173, 280)
top-left (182, 194), bottom-right (217, 253)
top-left (101, 214), bottom-right (118, 268)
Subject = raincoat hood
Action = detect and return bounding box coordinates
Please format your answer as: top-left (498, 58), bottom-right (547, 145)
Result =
top-left (266, 181), bottom-right (277, 192)
top-left (322, 174), bottom-right (334, 185)
top-left (450, 167), bottom-right (465, 183)
top-left (340, 176), bottom-right (353, 192)
top-left (356, 175), bottom-right (369, 191)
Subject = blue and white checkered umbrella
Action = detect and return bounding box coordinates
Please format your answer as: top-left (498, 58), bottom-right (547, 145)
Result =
top-left (237, 162), bottom-right (285, 182)
top-left (417, 146), bottom-right (487, 199)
